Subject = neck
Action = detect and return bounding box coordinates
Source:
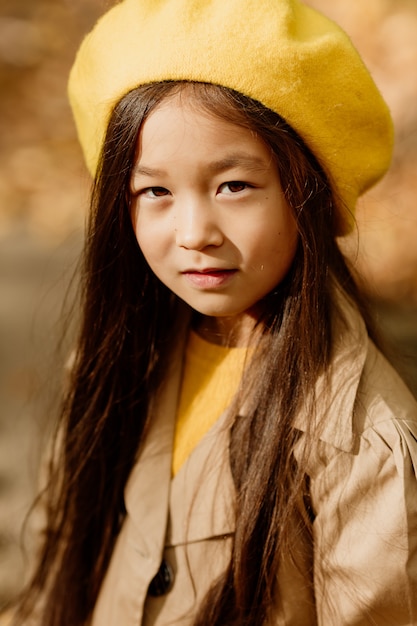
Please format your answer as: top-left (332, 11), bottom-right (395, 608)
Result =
top-left (192, 312), bottom-right (260, 347)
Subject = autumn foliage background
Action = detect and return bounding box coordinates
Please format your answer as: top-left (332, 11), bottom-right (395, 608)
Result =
top-left (0, 0), bottom-right (416, 607)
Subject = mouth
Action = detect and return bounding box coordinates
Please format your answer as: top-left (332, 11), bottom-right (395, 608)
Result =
top-left (182, 268), bottom-right (237, 288)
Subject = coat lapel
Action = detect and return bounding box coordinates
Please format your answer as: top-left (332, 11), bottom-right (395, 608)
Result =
top-left (92, 313), bottom-right (190, 626)
top-left (167, 404), bottom-right (236, 546)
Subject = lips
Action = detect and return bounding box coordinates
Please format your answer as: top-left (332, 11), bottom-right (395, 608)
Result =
top-left (182, 268), bottom-right (237, 288)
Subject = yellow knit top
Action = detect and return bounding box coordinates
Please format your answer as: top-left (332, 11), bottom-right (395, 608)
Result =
top-left (172, 331), bottom-right (249, 477)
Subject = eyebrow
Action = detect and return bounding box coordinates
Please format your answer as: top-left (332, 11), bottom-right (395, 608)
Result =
top-left (207, 154), bottom-right (271, 174)
top-left (132, 153), bottom-right (270, 180)
top-left (133, 165), bottom-right (166, 178)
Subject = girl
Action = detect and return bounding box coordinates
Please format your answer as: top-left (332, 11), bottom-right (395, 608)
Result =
top-left (12, 0), bottom-right (417, 624)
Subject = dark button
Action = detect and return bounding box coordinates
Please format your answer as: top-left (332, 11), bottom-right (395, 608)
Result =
top-left (148, 559), bottom-right (174, 597)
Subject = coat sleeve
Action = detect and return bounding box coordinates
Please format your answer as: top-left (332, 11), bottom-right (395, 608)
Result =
top-left (309, 412), bottom-right (417, 626)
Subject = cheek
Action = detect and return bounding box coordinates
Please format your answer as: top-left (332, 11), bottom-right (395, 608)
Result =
top-left (133, 216), bottom-right (173, 272)
top-left (278, 221), bottom-right (299, 260)
top-left (252, 211), bottom-right (298, 257)
top-left (130, 203), bottom-right (140, 241)
top-left (135, 228), bottom-right (154, 262)
top-left (259, 219), bottom-right (299, 280)
top-left (131, 214), bottom-right (152, 264)
top-left (131, 209), bottom-right (153, 251)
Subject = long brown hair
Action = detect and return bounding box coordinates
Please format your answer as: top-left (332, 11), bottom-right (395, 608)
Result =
top-left (14, 82), bottom-right (376, 625)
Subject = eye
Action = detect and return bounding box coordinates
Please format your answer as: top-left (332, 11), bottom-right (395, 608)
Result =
top-left (218, 181), bottom-right (250, 194)
top-left (140, 186), bottom-right (170, 198)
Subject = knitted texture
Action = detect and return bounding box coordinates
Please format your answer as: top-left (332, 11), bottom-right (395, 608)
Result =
top-left (68, 0), bottom-right (394, 233)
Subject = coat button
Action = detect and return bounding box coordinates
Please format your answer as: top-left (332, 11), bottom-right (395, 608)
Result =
top-left (148, 559), bottom-right (174, 597)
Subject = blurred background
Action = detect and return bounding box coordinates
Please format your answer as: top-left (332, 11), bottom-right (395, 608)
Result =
top-left (0, 0), bottom-right (416, 609)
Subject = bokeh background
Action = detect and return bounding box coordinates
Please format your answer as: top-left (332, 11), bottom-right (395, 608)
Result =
top-left (0, 0), bottom-right (416, 608)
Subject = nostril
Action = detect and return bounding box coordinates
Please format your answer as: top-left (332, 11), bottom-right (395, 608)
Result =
top-left (175, 222), bottom-right (224, 251)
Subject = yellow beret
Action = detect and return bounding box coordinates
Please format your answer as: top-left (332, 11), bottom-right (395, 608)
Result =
top-left (68, 0), bottom-right (394, 233)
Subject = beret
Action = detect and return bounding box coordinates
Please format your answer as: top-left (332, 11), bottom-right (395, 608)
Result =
top-left (68, 0), bottom-right (394, 233)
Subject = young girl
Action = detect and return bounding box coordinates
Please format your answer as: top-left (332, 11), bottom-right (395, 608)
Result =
top-left (12, 0), bottom-right (417, 624)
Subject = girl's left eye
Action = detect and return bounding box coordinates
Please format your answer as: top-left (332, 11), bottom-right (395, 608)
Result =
top-left (141, 187), bottom-right (170, 198)
top-left (218, 181), bottom-right (250, 194)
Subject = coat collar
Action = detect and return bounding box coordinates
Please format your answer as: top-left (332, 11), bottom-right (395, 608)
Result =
top-left (124, 294), bottom-right (368, 551)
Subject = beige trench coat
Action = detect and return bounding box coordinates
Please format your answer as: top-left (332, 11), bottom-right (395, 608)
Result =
top-left (91, 301), bottom-right (417, 626)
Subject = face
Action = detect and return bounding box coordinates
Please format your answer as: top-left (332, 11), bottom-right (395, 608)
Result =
top-left (130, 92), bottom-right (298, 338)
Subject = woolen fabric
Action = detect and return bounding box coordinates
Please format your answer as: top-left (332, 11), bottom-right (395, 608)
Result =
top-left (68, 0), bottom-right (394, 234)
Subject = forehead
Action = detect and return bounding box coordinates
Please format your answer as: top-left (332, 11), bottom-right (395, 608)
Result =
top-left (134, 90), bottom-right (274, 170)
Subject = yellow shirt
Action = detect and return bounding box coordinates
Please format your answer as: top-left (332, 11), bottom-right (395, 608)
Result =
top-left (172, 331), bottom-right (249, 477)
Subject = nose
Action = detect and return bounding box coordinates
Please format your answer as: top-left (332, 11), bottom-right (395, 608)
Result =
top-left (175, 197), bottom-right (223, 250)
